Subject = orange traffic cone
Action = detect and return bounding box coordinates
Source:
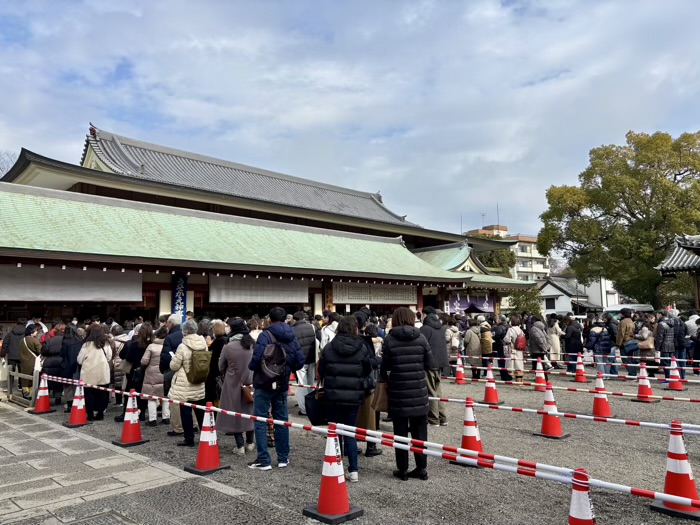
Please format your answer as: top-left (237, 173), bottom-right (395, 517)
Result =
top-left (481, 365), bottom-right (503, 405)
top-left (303, 423), bottom-right (364, 524)
top-left (185, 402), bottom-right (230, 475)
top-left (533, 382), bottom-right (570, 439)
top-left (29, 374), bottom-right (56, 415)
top-left (534, 358), bottom-right (547, 392)
top-left (63, 380), bottom-right (89, 428)
top-left (455, 355), bottom-right (467, 385)
top-left (451, 397), bottom-right (488, 468)
top-left (631, 363), bottom-right (660, 403)
top-left (112, 390), bottom-right (149, 448)
top-left (592, 373), bottom-right (613, 418)
top-left (568, 468), bottom-right (596, 525)
top-left (666, 356), bottom-right (686, 392)
top-left (572, 353), bottom-right (590, 383)
top-left (289, 371), bottom-right (297, 394)
top-left (651, 420), bottom-right (700, 520)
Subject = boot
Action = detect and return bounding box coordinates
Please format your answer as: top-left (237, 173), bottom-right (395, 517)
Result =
top-left (515, 373), bottom-right (524, 385)
top-left (365, 442), bottom-right (383, 457)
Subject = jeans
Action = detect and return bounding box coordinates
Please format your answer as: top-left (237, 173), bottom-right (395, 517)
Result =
top-left (566, 350), bottom-right (577, 374)
top-left (328, 405), bottom-right (360, 473)
top-left (425, 370), bottom-right (447, 425)
top-left (234, 431), bottom-right (255, 448)
top-left (661, 352), bottom-right (674, 379)
top-left (180, 399), bottom-right (205, 444)
top-left (594, 349), bottom-right (618, 376)
top-left (392, 415), bottom-right (428, 472)
top-left (621, 345), bottom-right (638, 376)
top-left (676, 348), bottom-right (687, 380)
top-left (253, 388), bottom-right (289, 466)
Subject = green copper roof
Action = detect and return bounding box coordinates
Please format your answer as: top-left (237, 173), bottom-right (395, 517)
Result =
top-left (0, 183), bottom-right (472, 282)
top-left (413, 242), bottom-right (473, 271)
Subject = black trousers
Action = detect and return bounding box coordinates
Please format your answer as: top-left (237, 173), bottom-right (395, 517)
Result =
top-left (181, 399), bottom-right (205, 443)
top-left (85, 384), bottom-right (109, 417)
top-left (392, 414), bottom-right (428, 472)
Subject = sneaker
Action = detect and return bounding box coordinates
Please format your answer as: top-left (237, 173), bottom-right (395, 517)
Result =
top-left (177, 440), bottom-right (195, 447)
top-left (299, 410), bottom-right (307, 416)
top-left (234, 447), bottom-right (245, 456)
top-left (167, 431), bottom-right (184, 437)
top-left (248, 461), bottom-right (272, 471)
top-left (659, 381), bottom-right (669, 387)
top-left (439, 422), bottom-right (448, 427)
top-left (429, 424), bottom-right (440, 428)
top-left (245, 443), bottom-right (256, 453)
top-left (348, 471), bottom-right (359, 483)
top-left (365, 445), bottom-right (383, 457)
top-left (278, 460), bottom-right (289, 468)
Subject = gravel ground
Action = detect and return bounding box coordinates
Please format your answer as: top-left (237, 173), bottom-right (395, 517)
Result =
top-left (26, 369), bottom-right (700, 525)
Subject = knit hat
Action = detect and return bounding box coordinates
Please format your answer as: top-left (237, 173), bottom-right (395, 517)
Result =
top-left (476, 315), bottom-right (485, 323)
top-left (228, 318), bottom-right (250, 335)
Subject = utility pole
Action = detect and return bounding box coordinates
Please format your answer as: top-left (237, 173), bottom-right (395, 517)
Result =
top-left (496, 202), bottom-right (500, 226)
top-left (481, 213), bottom-right (486, 228)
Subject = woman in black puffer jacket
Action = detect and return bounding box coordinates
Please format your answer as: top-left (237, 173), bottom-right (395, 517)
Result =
top-left (318, 315), bottom-right (373, 484)
top-left (380, 307), bottom-right (433, 481)
top-left (41, 323), bottom-right (65, 404)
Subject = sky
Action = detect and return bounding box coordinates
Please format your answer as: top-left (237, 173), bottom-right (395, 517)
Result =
top-left (1, 0), bottom-right (699, 235)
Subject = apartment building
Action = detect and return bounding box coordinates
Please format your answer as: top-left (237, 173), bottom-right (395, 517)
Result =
top-left (465, 225), bottom-right (550, 282)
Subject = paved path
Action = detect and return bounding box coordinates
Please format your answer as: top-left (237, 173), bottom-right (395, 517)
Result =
top-left (0, 402), bottom-right (306, 525)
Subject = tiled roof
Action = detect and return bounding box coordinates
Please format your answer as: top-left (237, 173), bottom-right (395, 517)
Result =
top-left (81, 125), bottom-right (416, 227)
top-left (540, 276), bottom-right (587, 297)
top-left (657, 239), bottom-right (700, 272)
top-left (0, 183), bottom-right (468, 282)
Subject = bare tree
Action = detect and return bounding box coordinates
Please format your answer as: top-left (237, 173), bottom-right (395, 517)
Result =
top-left (0, 150), bottom-right (18, 176)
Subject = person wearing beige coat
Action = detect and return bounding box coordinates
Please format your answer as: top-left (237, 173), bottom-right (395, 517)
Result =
top-left (169, 320), bottom-right (208, 446)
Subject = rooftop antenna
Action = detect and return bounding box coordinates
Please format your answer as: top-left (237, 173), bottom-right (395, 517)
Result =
top-left (480, 213), bottom-right (486, 228)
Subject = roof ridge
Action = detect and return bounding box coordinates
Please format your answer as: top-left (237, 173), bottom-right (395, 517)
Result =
top-left (0, 181), bottom-right (407, 247)
top-left (90, 125), bottom-right (386, 201)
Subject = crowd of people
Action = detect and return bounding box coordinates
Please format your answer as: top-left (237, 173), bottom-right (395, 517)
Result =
top-left (1, 304), bottom-right (694, 484)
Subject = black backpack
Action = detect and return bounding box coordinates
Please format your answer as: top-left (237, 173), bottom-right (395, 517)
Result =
top-left (260, 332), bottom-right (287, 390)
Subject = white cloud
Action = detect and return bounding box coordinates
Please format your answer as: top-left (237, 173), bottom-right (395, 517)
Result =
top-left (0, 0), bottom-right (699, 234)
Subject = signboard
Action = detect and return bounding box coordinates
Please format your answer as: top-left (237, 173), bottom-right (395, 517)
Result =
top-left (332, 282), bottom-right (417, 305)
top-left (448, 293), bottom-right (493, 314)
top-left (172, 275), bottom-right (188, 324)
top-left (209, 275), bottom-right (309, 303)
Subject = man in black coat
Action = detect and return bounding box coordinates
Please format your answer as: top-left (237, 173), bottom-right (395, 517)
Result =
top-left (291, 311), bottom-right (317, 416)
top-left (159, 314), bottom-right (183, 436)
top-left (419, 307), bottom-right (448, 427)
top-left (493, 315), bottom-right (512, 381)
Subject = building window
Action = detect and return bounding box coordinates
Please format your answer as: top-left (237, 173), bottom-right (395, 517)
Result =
top-left (519, 246), bottom-right (529, 254)
top-left (519, 260), bottom-right (532, 268)
top-left (545, 298), bottom-right (556, 310)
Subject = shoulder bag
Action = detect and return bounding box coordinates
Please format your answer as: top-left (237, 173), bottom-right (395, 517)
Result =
top-left (230, 358), bottom-right (254, 404)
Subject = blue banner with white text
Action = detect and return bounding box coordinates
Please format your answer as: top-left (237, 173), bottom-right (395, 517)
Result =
top-left (172, 275), bottom-right (188, 324)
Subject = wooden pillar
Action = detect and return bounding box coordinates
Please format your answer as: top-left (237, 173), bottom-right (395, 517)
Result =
top-left (493, 290), bottom-right (501, 317)
top-left (694, 273), bottom-right (700, 310)
top-left (323, 280), bottom-right (335, 312)
top-left (417, 285), bottom-right (424, 311)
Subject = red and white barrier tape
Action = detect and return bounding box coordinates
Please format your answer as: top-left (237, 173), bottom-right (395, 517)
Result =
top-left (41, 375), bottom-right (700, 509)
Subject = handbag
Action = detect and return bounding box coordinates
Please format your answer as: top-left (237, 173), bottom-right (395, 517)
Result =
top-left (231, 359), bottom-right (254, 404)
top-left (623, 340), bottom-right (639, 353)
top-left (305, 385), bottom-right (327, 426)
top-left (370, 381), bottom-right (389, 413)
